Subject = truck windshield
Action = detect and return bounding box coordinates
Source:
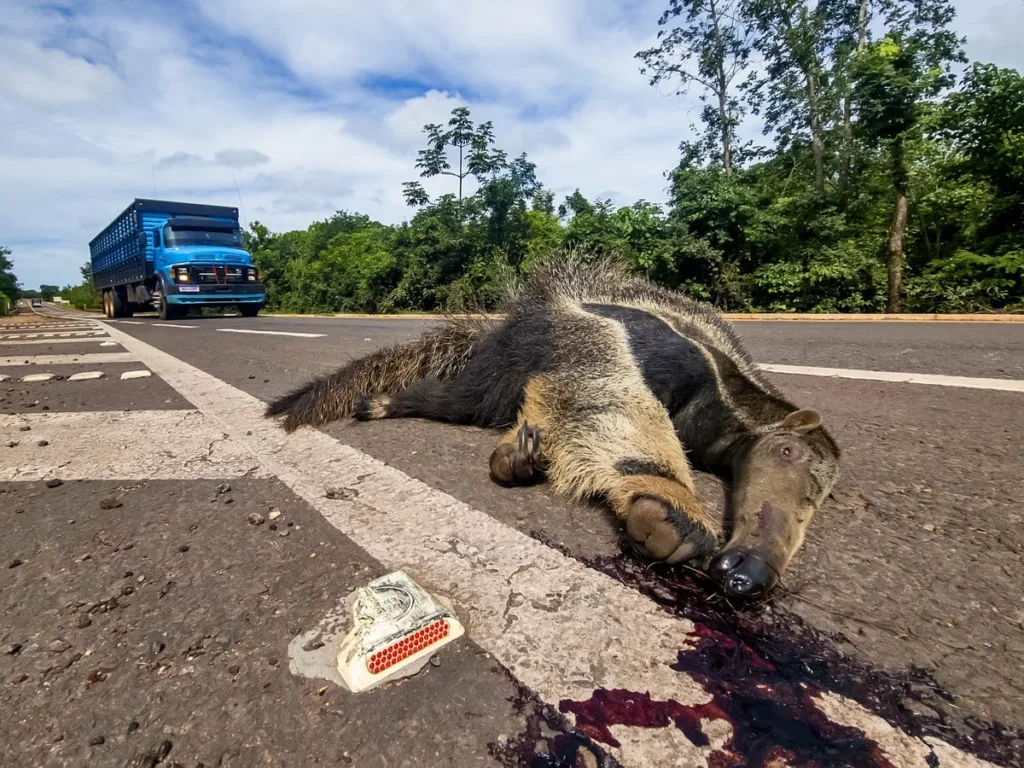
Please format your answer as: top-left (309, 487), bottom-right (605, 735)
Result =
top-left (163, 225), bottom-right (241, 248)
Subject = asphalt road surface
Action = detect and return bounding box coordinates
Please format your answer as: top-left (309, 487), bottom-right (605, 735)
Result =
top-left (2, 303), bottom-right (1023, 768)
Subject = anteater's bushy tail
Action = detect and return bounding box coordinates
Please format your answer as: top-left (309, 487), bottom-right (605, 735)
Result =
top-left (264, 317), bottom-right (491, 432)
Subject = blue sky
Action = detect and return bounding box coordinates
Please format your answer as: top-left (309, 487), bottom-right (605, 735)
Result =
top-left (2, 0), bottom-right (1023, 290)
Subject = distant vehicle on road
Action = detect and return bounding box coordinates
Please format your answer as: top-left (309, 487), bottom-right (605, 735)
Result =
top-left (30, 298), bottom-right (42, 307)
top-left (89, 198), bottom-right (265, 320)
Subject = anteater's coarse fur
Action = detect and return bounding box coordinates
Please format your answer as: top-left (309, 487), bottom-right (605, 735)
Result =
top-left (265, 254), bottom-right (841, 593)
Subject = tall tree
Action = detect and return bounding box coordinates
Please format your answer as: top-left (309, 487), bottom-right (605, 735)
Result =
top-left (743, 0), bottom-right (837, 195)
top-left (403, 107), bottom-right (508, 210)
top-left (636, 0), bottom-right (753, 174)
top-left (852, 0), bottom-right (963, 311)
top-left (0, 246), bottom-right (18, 301)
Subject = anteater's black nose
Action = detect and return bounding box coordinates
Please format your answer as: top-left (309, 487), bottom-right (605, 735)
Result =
top-left (709, 549), bottom-right (777, 598)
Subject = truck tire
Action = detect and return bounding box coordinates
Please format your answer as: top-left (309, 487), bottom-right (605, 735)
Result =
top-left (238, 304), bottom-right (260, 318)
top-left (111, 287), bottom-right (133, 318)
top-left (158, 294), bottom-right (183, 321)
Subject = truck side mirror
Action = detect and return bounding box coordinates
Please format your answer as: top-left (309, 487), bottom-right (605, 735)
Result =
top-left (138, 231), bottom-right (148, 249)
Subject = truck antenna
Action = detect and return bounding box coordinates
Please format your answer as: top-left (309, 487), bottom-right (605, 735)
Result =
top-left (227, 165), bottom-right (250, 232)
top-left (151, 165), bottom-right (157, 195)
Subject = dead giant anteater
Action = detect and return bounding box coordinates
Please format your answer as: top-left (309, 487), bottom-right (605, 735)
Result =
top-left (265, 257), bottom-right (841, 598)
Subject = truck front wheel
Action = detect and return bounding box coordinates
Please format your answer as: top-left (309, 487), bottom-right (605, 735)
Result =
top-left (238, 304), bottom-right (260, 318)
top-left (158, 295), bottom-right (184, 321)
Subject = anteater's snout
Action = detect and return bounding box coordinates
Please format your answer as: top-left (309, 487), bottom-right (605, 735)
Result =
top-left (709, 548), bottom-right (778, 599)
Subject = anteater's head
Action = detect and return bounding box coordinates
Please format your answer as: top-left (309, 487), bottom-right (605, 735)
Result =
top-left (710, 409), bottom-right (840, 599)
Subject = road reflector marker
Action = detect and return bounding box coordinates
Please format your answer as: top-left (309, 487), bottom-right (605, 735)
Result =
top-left (68, 371), bottom-right (105, 381)
top-left (21, 373), bottom-right (56, 382)
top-left (100, 341), bottom-right (119, 347)
top-left (120, 370), bottom-right (153, 380)
top-left (336, 570), bottom-right (464, 693)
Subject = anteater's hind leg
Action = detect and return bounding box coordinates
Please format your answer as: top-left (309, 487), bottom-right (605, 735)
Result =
top-left (511, 371), bottom-right (719, 564)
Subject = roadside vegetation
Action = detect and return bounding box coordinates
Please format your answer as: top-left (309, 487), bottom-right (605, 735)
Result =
top-left (8, 0), bottom-right (1023, 315)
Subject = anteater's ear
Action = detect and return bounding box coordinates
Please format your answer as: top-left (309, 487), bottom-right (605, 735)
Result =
top-left (782, 409), bottom-right (822, 434)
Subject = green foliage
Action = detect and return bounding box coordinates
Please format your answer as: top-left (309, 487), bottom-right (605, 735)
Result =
top-left (0, 245), bottom-right (18, 303)
top-left (54, 262), bottom-right (102, 310)
top-left (243, 11), bottom-right (1022, 318)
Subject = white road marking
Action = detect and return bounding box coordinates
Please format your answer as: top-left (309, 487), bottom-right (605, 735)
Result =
top-left (0, 331), bottom-right (105, 340)
top-left (760, 363), bottom-right (1024, 393)
top-left (67, 371), bottom-right (105, 381)
top-left (152, 323), bottom-right (197, 329)
top-left (0, 352), bottom-right (137, 366)
top-left (0, 374), bottom-right (9, 382)
top-left (216, 328), bottom-right (326, 338)
top-left (93, 318), bottom-right (991, 768)
top-left (19, 373), bottom-right (56, 382)
top-left (0, 411), bottom-right (269, 481)
top-left (0, 337), bottom-right (115, 346)
top-left (120, 370), bottom-right (153, 380)
top-left (0, 325), bottom-right (98, 331)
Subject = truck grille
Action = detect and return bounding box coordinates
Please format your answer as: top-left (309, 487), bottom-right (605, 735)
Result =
top-left (192, 265), bottom-right (247, 284)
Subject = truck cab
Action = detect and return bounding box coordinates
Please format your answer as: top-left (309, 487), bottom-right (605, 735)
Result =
top-left (91, 199), bottom-right (266, 320)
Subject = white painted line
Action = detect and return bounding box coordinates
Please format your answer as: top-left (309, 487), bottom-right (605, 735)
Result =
top-left (95, 319), bottom-right (993, 768)
top-left (0, 331), bottom-right (105, 340)
top-left (0, 374), bottom-right (9, 382)
top-left (100, 341), bottom-right (119, 347)
top-left (0, 325), bottom-right (97, 331)
top-left (20, 373), bottom-right (55, 382)
top-left (152, 323), bottom-right (197, 329)
top-left (68, 371), bottom-right (105, 381)
top-left (215, 328), bottom-right (327, 338)
top-left (0, 337), bottom-right (114, 346)
top-left (0, 352), bottom-right (136, 366)
top-left (120, 370), bottom-right (152, 380)
top-left (0, 411), bottom-right (269, 481)
top-left (760, 364), bottom-right (1024, 393)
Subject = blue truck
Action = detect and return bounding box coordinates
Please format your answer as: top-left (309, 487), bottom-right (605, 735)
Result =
top-left (89, 198), bottom-right (265, 320)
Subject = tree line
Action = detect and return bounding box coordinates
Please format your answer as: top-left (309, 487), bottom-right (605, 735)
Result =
top-left (9, 0), bottom-right (1023, 315)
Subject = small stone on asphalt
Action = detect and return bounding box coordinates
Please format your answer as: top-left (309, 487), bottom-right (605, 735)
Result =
top-left (99, 497), bottom-right (123, 510)
top-left (89, 735), bottom-right (105, 746)
top-left (46, 478), bottom-right (62, 488)
top-left (178, 544), bottom-right (190, 553)
top-left (37, 440), bottom-right (49, 446)
top-left (217, 483), bottom-right (231, 494)
top-left (9, 559), bottom-right (23, 568)
top-left (19, 425), bottom-right (30, 432)
top-left (248, 512), bottom-right (265, 525)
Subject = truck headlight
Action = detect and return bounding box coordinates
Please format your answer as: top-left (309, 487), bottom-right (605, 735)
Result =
top-left (176, 267), bottom-right (189, 282)
top-left (247, 267), bottom-right (257, 281)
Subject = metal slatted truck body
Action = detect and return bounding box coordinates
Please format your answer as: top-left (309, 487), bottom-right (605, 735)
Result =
top-left (89, 198), bottom-right (266, 320)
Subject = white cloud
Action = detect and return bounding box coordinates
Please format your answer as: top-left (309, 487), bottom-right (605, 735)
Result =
top-left (0, 0), bottom-right (1020, 289)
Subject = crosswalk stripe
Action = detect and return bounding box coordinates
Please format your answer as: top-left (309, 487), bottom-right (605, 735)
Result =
top-left (91, 319), bottom-right (993, 768)
top-left (0, 337), bottom-right (118, 346)
top-left (0, 410), bottom-right (270, 481)
top-left (0, 352), bottom-right (137, 366)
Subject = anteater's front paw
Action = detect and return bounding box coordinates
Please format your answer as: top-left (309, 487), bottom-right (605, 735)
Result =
top-left (489, 423), bottom-right (544, 486)
top-left (625, 496), bottom-right (718, 564)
